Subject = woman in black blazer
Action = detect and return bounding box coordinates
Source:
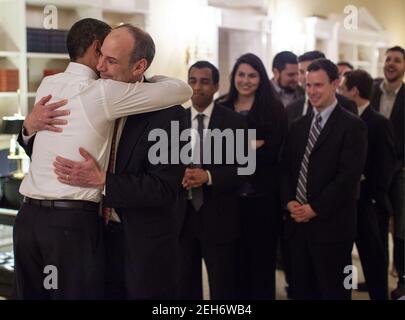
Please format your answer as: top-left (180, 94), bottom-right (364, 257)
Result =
top-left (218, 53), bottom-right (287, 299)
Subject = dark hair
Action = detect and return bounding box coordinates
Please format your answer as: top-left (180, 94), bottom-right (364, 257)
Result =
top-left (272, 51), bottom-right (298, 72)
top-left (307, 58), bottom-right (339, 82)
top-left (298, 50), bottom-right (325, 63)
top-left (386, 46), bottom-right (405, 60)
top-left (220, 53), bottom-right (284, 130)
top-left (188, 61), bottom-right (219, 85)
top-left (344, 70), bottom-right (374, 100)
top-left (66, 18), bottom-right (111, 62)
top-left (337, 61), bottom-right (354, 70)
top-left (115, 24), bottom-right (156, 70)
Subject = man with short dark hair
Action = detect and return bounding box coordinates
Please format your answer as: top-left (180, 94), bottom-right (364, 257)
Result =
top-left (286, 51), bottom-right (357, 127)
top-left (282, 59), bottom-right (367, 300)
top-left (371, 45), bottom-right (405, 300)
top-left (176, 61), bottom-right (246, 300)
top-left (16, 20), bottom-right (191, 299)
top-left (271, 51), bottom-right (304, 107)
top-left (337, 61), bottom-right (354, 85)
top-left (340, 69), bottom-right (397, 300)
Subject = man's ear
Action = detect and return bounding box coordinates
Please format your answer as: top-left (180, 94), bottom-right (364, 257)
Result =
top-left (352, 87), bottom-right (360, 98)
top-left (272, 68), bottom-right (280, 81)
top-left (89, 40), bottom-right (100, 57)
top-left (331, 79), bottom-right (340, 91)
top-left (131, 58), bottom-right (148, 80)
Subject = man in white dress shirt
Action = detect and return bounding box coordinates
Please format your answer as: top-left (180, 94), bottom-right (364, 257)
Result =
top-left (15, 18), bottom-right (191, 299)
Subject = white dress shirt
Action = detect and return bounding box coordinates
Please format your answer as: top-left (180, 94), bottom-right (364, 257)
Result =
top-left (379, 81), bottom-right (401, 119)
top-left (20, 62), bottom-right (192, 202)
top-left (190, 103), bottom-right (214, 185)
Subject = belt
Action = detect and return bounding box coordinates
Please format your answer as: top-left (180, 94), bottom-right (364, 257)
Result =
top-left (23, 197), bottom-right (99, 211)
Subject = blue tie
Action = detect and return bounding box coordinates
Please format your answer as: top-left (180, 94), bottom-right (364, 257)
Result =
top-left (296, 113), bottom-right (323, 205)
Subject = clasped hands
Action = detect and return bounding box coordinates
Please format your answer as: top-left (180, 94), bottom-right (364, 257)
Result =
top-left (287, 201), bottom-right (317, 223)
top-left (182, 168), bottom-right (208, 190)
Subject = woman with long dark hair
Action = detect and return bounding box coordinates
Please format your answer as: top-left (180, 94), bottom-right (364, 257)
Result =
top-left (218, 53), bottom-right (287, 299)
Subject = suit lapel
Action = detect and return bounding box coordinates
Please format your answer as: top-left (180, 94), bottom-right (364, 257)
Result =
top-left (360, 105), bottom-right (372, 123)
top-left (390, 83), bottom-right (405, 122)
top-left (297, 114), bottom-right (312, 159)
top-left (311, 105), bottom-right (340, 154)
top-left (207, 104), bottom-right (224, 131)
top-left (372, 85), bottom-right (383, 112)
top-left (186, 107), bottom-right (192, 128)
top-left (115, 115), bottom-right (149, 172)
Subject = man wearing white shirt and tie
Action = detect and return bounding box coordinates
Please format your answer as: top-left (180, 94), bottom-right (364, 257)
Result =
top-left (16, 19), bottom-right (192, 299)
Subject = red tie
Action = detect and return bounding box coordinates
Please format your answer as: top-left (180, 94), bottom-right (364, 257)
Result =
top-left (103, 119), bottom-right (120, 224)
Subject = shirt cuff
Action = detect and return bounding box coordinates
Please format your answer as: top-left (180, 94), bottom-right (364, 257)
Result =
top-left (21, 128), bottom-right (35, 145)
top-left (206, 170), bottom-right (212, 186)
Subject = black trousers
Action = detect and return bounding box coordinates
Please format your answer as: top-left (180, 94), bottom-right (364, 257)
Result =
top-left (289, 232), bottom-right (353, 300)
top-left (13, 202), bottom-right (104, 300)
top-left (237, 193), bottom-right (281, 300)
top-left (376, 211), bottom-right (389, 272)
top-left (178, 203), bottom-right (239, 300)
top-left (104, 221), bottom-right (125, 300)
top-left (356, 196), bottom-right (388, 300)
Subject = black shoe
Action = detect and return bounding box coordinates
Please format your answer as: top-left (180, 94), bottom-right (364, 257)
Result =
top-left (357, 282), bottom-right (368, 292)
top-left (391, 286), bottom-right (405, 300)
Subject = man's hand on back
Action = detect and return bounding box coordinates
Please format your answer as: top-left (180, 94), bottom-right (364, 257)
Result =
top-left (53, 147), bottom-right (106, 190)
top-left (23, 94), bottom-right (69, 135)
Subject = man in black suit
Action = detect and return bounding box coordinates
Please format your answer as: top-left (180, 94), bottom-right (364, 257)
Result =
top-left (281, 59), bottom-right (367, 300)
top-left (176, 61), bottom-right (246, 299)
top-left (286, 51), bottom-right (357, 127)
top-left (48, 25), bottom-right (188, 299)
top-left (340, 69), bottom-right (397, 300)
top-left (371, 46), bottom-right (405, 300)
top-left (271, 51), bottom-right (304, 107)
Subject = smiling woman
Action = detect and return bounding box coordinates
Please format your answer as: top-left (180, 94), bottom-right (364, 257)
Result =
top-left (218, 53), bottom-right (287, 300)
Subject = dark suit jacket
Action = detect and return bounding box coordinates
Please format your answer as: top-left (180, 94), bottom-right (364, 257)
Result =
top-left (371, 82), bottom-right (404, 166)
top-left (360, 105), bottom-right (397, 216)
top-left (177, 103), bottom-right (247, 244)
top-left (281, 105), bottom-right (368, 243)
top-left (17, 131), bottom-right (34, 157)
top-left (103, 105), bottom-right (187, 299)
top-left (286, 94), bottom-right (358, 128)
top-left (220, 99), bottom-right (288, 196)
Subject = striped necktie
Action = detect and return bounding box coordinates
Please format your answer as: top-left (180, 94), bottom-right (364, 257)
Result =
top-left (296, 113), bottom-right (323, 205)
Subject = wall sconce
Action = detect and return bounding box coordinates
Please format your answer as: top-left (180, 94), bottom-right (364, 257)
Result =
top-left (1, 115), bottom-right (27, 179)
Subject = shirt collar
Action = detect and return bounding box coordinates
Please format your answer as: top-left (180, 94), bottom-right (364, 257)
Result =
top-left (191, 102), bottom-right (214, 120)
top-left (358, 102), bottom-right (370, 116)
top-left (313, 99), bottom-right (338, 126)
top-left (380, 80), bottom-right (402, 96)
top-left (65, 62), bottom-right (98, 80)
top-left (271, 79), bottom-right (282, 94)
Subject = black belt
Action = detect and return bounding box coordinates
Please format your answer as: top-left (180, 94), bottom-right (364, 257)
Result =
top-left (23, 197), bottom-right (99, 211)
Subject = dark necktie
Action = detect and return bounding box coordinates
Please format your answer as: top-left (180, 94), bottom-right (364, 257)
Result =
top-left (296, 113), bottom-right (322, 205)
top-left (103, 119), bottom-right (120, 224)
top-left (191, 114), bottom-right (205, 211)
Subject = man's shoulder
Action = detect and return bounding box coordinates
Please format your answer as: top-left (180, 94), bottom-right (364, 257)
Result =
top-left (364, 105), bottom-right (392, 129)
top-left (286, 97), bottom-right (305, 111)
top-left (214, 102), bottom-right (245, 125)
top-left (336, 105), bottom-right (366, 133)
top-left (143, 105), bottom-right (187, 127)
